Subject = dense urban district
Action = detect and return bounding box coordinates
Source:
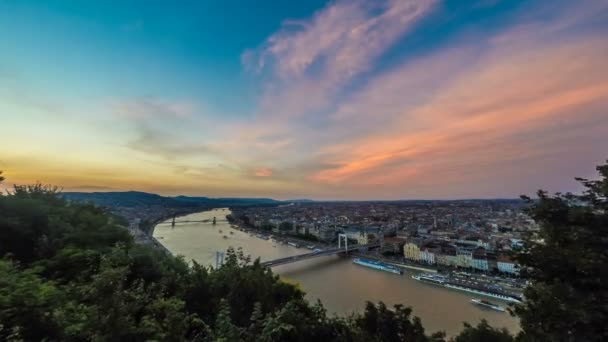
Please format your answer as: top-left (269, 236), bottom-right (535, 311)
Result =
top-left (229, 200), bottom-right (532, 276)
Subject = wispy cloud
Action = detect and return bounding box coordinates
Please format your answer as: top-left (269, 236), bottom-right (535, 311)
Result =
top-left (243, 0), bottom-right (437, 119)
top-left (114, 97), bottom-right (194, 120)
top-left (6, 0), bottom-right (607, 199)
top-left (236, 0), bottom-right (608, 199)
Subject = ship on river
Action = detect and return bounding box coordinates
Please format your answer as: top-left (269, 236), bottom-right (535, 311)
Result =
top-left (412, 273), bottom-right (522, 303)
top-left (471, 299), bottom-right (506, 312)
top-left (354, 258), bottom-right (403, 275)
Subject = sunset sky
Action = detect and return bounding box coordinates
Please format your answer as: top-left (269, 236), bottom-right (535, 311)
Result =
top-left (1, 0), bottom-right (607, 200)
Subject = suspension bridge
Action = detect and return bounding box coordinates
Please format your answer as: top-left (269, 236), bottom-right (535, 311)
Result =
top-left (260, 234), bottom-right (379, 267)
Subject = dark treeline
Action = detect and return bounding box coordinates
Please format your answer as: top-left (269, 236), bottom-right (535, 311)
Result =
top-left (0, 162), bottom-right (606, 341)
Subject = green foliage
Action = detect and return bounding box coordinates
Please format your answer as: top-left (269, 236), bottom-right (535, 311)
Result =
top-left (352, 302), bottom-right (437, 342)
top-left (279, 221), bottom-right (294, 232)
top-left (454, 320), bottom-right (513, 342)
top-left (515, 161), bottom-right (608, 342)
top-left (0, 259), bottom-right (62, 340)
top-left (260, 222), bottom-right (275, 231)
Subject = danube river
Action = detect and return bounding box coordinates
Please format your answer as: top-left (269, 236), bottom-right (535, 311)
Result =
top-left (153, 208), bottom-right (519, 336)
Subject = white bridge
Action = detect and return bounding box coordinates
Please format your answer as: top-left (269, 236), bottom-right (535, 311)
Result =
top-left (261, 234), bottom-right (378, 267)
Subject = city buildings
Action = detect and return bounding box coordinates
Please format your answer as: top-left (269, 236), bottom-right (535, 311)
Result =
top-left (229, 200), bottom-right (530, 275)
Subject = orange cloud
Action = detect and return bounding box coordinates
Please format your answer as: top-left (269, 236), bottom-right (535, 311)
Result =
top-left (253, 168), bottom-right (273, 177)
top-left (309, 33), bottom-right (608, 196)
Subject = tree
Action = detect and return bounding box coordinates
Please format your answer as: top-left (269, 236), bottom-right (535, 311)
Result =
top-left (515, 161), bottom-right (608, 341)
top-left (279, 221), bottom-right (294, 232)
top-left (0, 259), bottom-right (62, 341)
top-left (454, 320), bottom-right (513, 342)
top-left (355, 301), bottom-right (440, 342)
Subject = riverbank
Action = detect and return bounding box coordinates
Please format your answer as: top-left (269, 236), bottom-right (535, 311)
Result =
top-left (139, 208), bottom-right (211, 255)
top-left (141, 207), bottom-right (208, 237)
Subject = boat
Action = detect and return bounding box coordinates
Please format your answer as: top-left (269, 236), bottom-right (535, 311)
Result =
top-left (411, 273), bottom-right (447, 285)
top-left (443, 282), bottom-right (522, 303)
top-left (412, 273), bottom-right (523, 303)
top-left (287, 242), bottom-right (300, 248)
top-left (471, 299), bottom-right (506, 312)
top-left (353, 258), bottom-right (403, 275)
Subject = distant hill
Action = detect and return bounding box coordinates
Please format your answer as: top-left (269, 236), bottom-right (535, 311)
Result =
top-left (62, 191), bottom-right (283, 208)
top-left (172, 196), bottom-right (282, 206)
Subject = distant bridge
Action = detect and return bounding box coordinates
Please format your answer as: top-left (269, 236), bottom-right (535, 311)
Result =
top-left (173, 219), bottom-right (225, 223)
top-left (165, 217), bottom-right (227, 226)
top-left (261, 234), bottom-right (379, 267)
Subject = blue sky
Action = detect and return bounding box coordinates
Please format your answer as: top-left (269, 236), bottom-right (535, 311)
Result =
top-left (1, 0), bottom-right (607, 199)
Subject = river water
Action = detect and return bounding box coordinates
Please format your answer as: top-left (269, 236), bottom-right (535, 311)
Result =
top-left (153, 208), bottom-right (520, 336)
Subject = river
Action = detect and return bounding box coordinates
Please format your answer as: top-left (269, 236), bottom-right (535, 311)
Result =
top-left (153, 208), bottom-right (520, 336)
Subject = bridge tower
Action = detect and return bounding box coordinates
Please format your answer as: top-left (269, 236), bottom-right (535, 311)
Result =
top-left (338, 233), bottom-right (348, 252)
top-left (215, 251), bottom-right (225, 269)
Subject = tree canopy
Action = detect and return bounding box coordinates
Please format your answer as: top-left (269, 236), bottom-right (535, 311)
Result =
top-left (514, 162), bottom-right (608, 341)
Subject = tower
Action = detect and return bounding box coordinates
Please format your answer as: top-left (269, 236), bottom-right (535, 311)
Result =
top-left (338, 233), bottom-right (348, 252)
top-left (215, 251), bottom-right (225, 268)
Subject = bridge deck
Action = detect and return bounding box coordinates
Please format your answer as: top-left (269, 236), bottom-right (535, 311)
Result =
top-left (261, 244), bottom-right (376, 267)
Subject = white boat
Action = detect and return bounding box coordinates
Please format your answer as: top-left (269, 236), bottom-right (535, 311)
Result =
top-left (354, 258), bottom-right (403, 275)
top-left (471, 299), bottom-right (506, 312)
top-left (412, 273), bottom-right (522, 303)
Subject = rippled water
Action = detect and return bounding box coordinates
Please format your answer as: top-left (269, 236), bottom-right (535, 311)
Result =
top-left (154, 208), bottom-right (520, 336)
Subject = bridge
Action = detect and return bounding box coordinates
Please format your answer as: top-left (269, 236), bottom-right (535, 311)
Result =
top-left (166, 216), bottom-right (226, 226)
top-left (261, 234), bottom-right (379, 267)
top-left (261, 244), bottom-right (376, 267)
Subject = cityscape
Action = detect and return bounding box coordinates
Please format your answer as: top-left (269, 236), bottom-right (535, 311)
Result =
top-left (228, 201), bottom-right (531, 275)
top-left (1, 0), bottom-right (607, 341)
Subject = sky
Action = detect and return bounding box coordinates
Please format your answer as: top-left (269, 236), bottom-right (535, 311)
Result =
top-left (1, 0), bottom-right (607, 200)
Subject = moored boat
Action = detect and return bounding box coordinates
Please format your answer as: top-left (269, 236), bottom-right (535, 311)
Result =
top-left (411, 273), bottom-right (447, 285)
top-left (353, 258), bottom-right (403, 275)
top-left (470, 298), bottom-right (506, 312)
top-left (412, 273), bottom-right (523, 303)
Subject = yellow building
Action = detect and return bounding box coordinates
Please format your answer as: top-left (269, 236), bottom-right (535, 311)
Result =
top-left (357, 233), bottom-right (369, 245)
top-left (403, 242), bottom-right (421, 261)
